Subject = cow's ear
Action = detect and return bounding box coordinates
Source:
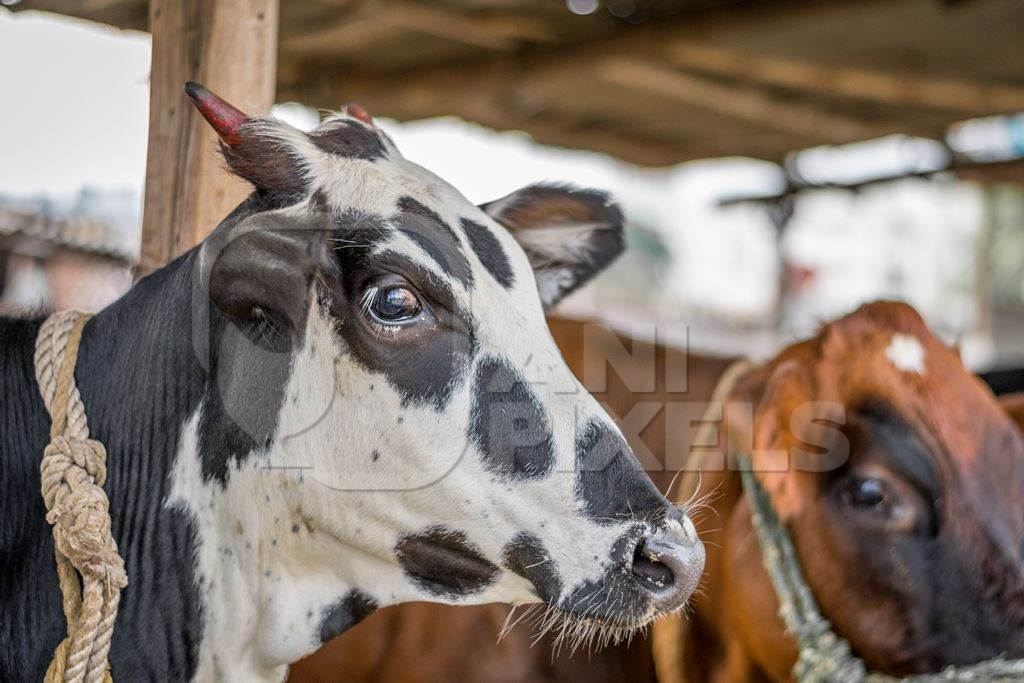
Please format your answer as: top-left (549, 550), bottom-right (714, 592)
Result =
top-left (481, 184), bottom-right (625, 309)
top-left (200, 199), bottom-right (331, 345)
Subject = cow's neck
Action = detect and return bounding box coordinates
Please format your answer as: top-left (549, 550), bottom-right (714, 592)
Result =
top-left (1, 250), bottom-right (206, 680)
top-left (169, 306), bottom-right (408, 681)
top-left (2, 242), bottom-right (386, 681)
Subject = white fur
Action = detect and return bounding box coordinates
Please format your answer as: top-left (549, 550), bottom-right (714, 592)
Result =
top-left (886, 334), bottom-right (926, 374)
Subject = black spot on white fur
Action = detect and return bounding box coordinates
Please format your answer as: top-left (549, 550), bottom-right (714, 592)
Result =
top-left (323, 249), bottom-right (476, 409)
top-left (395, 526), bottom-right (498, 598)
top-left (557, 526), bottom-right (654, 625)
top-left (309, 120), bottom-right (387, 161)
top-left (468, 357), bottom-right (555, 481)
top-left (318, 590), bottom-right (378, 644)
top-left (461, 218), bottom-right (514, 288)
top-left (502, 533), bottom-right (561, 602)
top-left (574, 419), bottom-right (666, 526)
top-left (333, 208), bottom-right (393, 248)
top-left (395, 197), bottom-right (473, 289)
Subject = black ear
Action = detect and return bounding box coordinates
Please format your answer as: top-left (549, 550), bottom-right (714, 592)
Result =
top-left (481, 184), bottom-right (625, 309)
top-left (200, 200), bottom-right (331, 345)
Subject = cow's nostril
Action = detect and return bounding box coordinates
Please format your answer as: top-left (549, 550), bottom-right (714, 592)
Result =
top-left (630, 515), bottom-right (706, 612)
top-left (631, 541), bottom-right (675, 591)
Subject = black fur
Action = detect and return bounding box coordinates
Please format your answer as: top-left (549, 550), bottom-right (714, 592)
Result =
top-left (0, 251), bottom-right (207, 680)
top-left (557, 526), bottom-right (653, 625)
top-left (309, 120), bottom-right (387, 161)
top-left (193, 194), bottom-right (321, 485)
top-left (324, 247), bottom-right (477, 410)
top-left (220, 123), bottom-right (309, 198)
top-left (468, 356), bottom-right (555, 481)
top-left (203, 204), bottom-right (330, 343)
top-left (395, 197), bottom-right (473, 289)
top-left (395, 526), bottom-right (498, 598)
top-left (482, 184), bottom-right (625, 308)
top-left (574, 419), bottom-right (666, 526)
top-left (0, 187), bottom-right (324, 678)
top-left (461, 218), bottom-right (515, 289)
top-left (502, 533), bottom-right (561, 602)
top-left (318, 590), bottom-right (378, 644)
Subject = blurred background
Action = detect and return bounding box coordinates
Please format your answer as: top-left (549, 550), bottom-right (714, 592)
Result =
top-left (2, 0), bottom-right (1023, 372)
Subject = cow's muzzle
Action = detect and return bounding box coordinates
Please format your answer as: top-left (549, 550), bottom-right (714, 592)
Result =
top-left (630, 509), bottom-right (704, 612)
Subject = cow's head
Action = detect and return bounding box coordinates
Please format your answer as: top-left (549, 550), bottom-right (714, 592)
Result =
top-left (720, 301), bottom-right (1024, 676)
top-left (175, 84), bottom-right (703, 670)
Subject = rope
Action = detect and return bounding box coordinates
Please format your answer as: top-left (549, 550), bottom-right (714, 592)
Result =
top-left (34, 310), bottom-right (127, 683)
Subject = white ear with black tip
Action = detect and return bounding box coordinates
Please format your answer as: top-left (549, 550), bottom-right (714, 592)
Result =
top-left (481, 184), bottom-right (625, 309)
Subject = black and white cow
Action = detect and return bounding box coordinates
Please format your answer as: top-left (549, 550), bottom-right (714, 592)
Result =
top-left (0, 84), bottom-right (703, 681)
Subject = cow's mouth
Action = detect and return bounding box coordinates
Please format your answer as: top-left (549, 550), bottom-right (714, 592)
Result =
top-left (517, 516), bottom-right (704, 654)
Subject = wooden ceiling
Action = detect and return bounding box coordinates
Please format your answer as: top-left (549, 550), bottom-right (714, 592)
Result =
top-left (13, 0), bottom-right (1024, 166)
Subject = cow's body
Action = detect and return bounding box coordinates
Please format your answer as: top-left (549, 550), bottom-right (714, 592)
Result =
top-left (1, 88), bottom-right (704, 682)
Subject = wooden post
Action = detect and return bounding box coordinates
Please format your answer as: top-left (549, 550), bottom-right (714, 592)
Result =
top-left (139, 0), bottom-right (279, 274)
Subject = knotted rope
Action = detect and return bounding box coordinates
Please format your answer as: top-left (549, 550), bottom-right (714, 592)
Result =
top-left (35, 310), bottom-right (127, 683)
top-left (652, 359), bottom-right (1024, 683)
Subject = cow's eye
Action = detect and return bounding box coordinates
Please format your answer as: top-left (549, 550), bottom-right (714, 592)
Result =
top-left (841, 477), bottom-right (892, 511)
top-left (365, 286), bottom-right (421, 323)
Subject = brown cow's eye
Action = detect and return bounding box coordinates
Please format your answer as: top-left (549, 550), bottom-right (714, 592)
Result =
top-left (365, 286), bottom-right (421, 323)
top-left (842, 477), bottom-right (890, 510)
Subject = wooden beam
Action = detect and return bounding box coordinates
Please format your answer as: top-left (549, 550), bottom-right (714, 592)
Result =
top-left (281, 12), bottom-right (399, 56)
top-left (387, 5), bottom-right (558, 50)
top-left (284, 4), bottom-right (558, 56)
top-left (598, 59), bottom-right (881, 142)
top-left (139, 0), bottom-right (279, 274)
top-left (667, 42), bottom-right (1024, 115)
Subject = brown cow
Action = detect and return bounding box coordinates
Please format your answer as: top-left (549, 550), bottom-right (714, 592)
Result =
top-left (290, 302), bottom-right (1024, 682)
top-left (682, 301), bottom-right (1024, 680)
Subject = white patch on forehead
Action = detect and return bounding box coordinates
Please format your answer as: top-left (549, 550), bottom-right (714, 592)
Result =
top-left (886, 334), bottom-right (926, 374)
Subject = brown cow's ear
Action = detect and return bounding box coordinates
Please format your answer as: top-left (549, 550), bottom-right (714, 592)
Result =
top-left (200, 199), bottom-right (331, 345)
top-left (481, 184), bottom-right (624, 309)
top-left (186, 81), bottom-right (309, 197)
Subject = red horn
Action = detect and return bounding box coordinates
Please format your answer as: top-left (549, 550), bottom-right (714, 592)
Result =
top-left (185, 81), bottom-right (248, 146)
top-left (343, 102), bottom-right (374, 126)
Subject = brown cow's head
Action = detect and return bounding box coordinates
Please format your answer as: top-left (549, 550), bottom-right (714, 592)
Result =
top-left (722, 301), bottom-right (1024, 676)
